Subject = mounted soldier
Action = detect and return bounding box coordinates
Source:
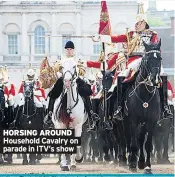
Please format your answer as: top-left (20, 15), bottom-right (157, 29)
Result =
top-left (0, 66), bottom-right (9, 122)
top-left (17, 68), bottom-right (45, 109)
top-left (98, 3), bottom-right (173, 120)
top-left (0, 66), bottom-right (8, 105)
top-left (45, 41), bottom-right (100, 130)
top-left (2, 65), bottom-right (16, 127)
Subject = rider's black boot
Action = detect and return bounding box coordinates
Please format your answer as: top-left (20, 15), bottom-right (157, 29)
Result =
top-left (44, 97), bottom-right (56, 128)
top-left (160, 76), bottom-right (173, 119)
top-left (113, 76), bottom-right (125, 120)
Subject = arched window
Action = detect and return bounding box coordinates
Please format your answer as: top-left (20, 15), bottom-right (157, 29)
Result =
top-left (58, 23), bottom-right (75, 52)
top-left (34, 26), bottom-right (45, 54)
top-left (5, 23), bottom-right (20, 55)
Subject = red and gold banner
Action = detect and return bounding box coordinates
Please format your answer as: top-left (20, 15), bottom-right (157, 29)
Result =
top-left (98, 1), bottom-right (112, 35)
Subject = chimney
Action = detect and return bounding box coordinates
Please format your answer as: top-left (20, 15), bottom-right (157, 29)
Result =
top-left (170, 16), bottom-right (175, 36)
top-left (148, 0), bottom-right (157, 11)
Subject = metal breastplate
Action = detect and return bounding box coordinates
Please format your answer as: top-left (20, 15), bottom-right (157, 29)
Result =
top-left (131, 31), bottom-right (152, 56)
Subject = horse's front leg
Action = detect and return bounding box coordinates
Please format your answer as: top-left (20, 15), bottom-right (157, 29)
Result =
top-left (70, 123), bottom-right (83, 170)
top-left (0, 154), bottom-right (4, 164)
top-left (22, 154), bottom-right (28, 165)
top-left (128, 120), bottom-right (138, 172)
top-left (138, 123), bottom-right (146, 169)
top-left (144, 124), bottom-right (155, 174)
top-left (60, 154), bottom-right (69, 171)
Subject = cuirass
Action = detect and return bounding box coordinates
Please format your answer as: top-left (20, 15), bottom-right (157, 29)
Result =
top-left (130, 31), bottom-right (153, 56)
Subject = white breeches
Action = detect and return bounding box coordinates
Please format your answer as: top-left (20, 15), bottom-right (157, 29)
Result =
top-left (118, 57), bottom-right (165, 76)
top-left (118, 57), bottom-right (142, 77)
top-left (108, 57), bottom-right (165, 93)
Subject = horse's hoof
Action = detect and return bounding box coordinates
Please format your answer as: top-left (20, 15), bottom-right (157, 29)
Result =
top-left (129, 167), bottom-right (137, 172)
top-left (129, 164), bottom-right (137, 172)
top-left (87, 158), bottom-right (91, 163)
top-left (61, 166), bottom-right (69, 171)
top-left (36, 154), bottom-right (42, 160)
top-left (98, 157), bottom-right (103, 162)
top-left (29, 160), bottom-right (36, 165)
top-left (7, 160), bottom-right (13, 164)
top-left (56, 161), bottom-right (60, 165)
top-left (161, 159), bottom-right (171, 164)
top-left (22, 160), bottom-right (28, 165)
top-left (104, 155), bottom-right (111, 162)
top-left (109, 161), bottom-right (114, 165)
top-left (138, 161), bottom-right (145, 169)
top-left (119, 161), bottom-right (127, 167)
top-left (0, 160), bottom-right (4, 165)
top-left (95, 157), bottom-right (98, 163)
top-left (36, 159), bottom-right (40, 164)
top-left (70, 165), bottom-right (76, 171)
top-left (144, 167), bottom-right (152, 174)
top-left (75, 156), bottom-right (83, 163)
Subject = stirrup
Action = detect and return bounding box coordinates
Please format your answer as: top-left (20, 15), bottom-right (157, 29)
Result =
top-left (87, 122), bottom-right (97, 132)
top-left (102, 121), bottom-right (113, 130)
top-left (113, 106), bottom-right (123, 120)
top-left (90, 111), bottom-right (100, 121)
top-left (163, 111), bottom-right (173, 119)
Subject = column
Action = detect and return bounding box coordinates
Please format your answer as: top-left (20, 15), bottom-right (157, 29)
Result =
top-left (30, 35), bottom-right (34, 62)
top-left (0, 13), bottom-right (3, 61)
top-left (21, 13), bottom-right (29, 62)
top-left (76, 12), bottom-right (81, 56)
top-left (51, 12), bottom-right (58, 61)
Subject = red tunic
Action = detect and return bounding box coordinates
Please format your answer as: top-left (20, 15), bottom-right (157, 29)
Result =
top-left (35, 88), bottom-right (46, 101)
top-left (8, 83), bottom-right (15, 96)
top-left (18, 82), bottom-right (24, 94)
top-left (111, 31), bottom-right (158, 44)
top-left (91, 84), bottom-right (97, 97)
top-left (86, 53), bottom-right (119, 70)
top-left (4, 86), bottom-right (9, 96)
top-left (167, 80), bottom-right (175, 99)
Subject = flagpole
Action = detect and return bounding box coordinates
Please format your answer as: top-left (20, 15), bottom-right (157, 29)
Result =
top-left (102, 42), bottom-right (107, 123)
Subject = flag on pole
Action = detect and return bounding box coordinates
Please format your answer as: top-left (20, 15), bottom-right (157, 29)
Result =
top-left (99, 1), bottom-right (115, 51)
top-left (98, 1), bottom-right (112, 35)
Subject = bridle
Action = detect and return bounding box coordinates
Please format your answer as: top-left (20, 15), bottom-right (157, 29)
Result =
top-left (57, 65), bottom-right (79, 116)
top-left (128, 50), bottom-right (162, 107)
top-left (23, 81), bottom-right (37, 118)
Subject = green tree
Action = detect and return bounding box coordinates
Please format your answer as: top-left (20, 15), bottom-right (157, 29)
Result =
top-left (147, 15), bottom-right (165, 27)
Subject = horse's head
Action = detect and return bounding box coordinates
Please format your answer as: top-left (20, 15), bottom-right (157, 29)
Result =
top-left (141, 39), bottom-right (162, 86)
top-left (61, 59), bottom-right (77, 89)
top-left (23, 81), bottom-right (35, 99)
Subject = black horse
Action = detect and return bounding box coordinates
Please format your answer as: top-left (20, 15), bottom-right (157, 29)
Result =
top-left (122, 40), bottom-right (162, 173)
top-left (0, 86), bottom-right (7, 164)
top-left (13, 81), bottom-right (44, 165)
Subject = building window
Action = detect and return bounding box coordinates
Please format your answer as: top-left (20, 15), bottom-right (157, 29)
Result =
top-left (93, 42), bottom-right (101, 54)
top-left (34, 26), bottom-right (45, 54)
top-left (62, 34), bottom-right (71, 52)
top-left (8, 35), bottom-right (18, 54)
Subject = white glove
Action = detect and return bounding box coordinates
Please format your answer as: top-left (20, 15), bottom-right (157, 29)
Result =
top-left (8, 94), bottom-right (14, 101)
top-left (172, 98), bottom-right (175, 103)
top-left (100, 35), bottom-right (111, 44)
top-left (92, 35), bottom-right (100, 42)
top-left (56, 72), bottom-right (62, 79)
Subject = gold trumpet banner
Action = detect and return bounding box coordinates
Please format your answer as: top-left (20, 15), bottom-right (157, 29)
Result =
top-left (39, 58), bottom-right (57, 89)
